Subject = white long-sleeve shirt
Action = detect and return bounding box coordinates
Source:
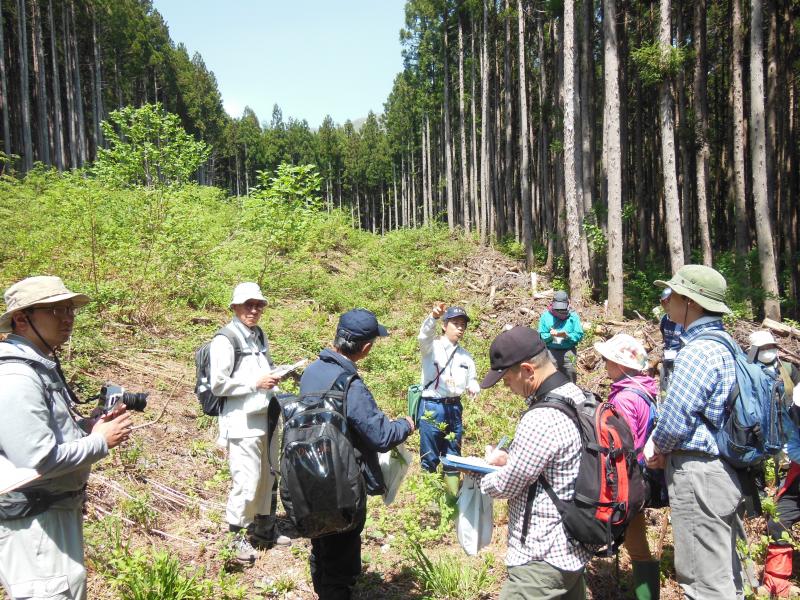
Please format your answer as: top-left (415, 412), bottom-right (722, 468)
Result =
top-left (418, 315), bottom-right (479, 399)
top-left (209, 318), bottom-right (275, 439)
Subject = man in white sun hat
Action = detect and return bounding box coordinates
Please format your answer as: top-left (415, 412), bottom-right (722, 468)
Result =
top-left (0, 276), bottom-right (133, 600)
top-left (594, 333), bottom-right (661, 600)
top-left (210, 282), bottom-right (290, 564)
top-left (747, 330), bottom-right (799, 408)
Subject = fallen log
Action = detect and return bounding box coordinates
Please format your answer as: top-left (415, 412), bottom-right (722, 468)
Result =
top-left (763, 317), bottom-right (800, 339)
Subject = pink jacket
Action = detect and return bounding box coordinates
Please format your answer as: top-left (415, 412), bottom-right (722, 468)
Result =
top-left (608, 375), bottom-right (659, 459)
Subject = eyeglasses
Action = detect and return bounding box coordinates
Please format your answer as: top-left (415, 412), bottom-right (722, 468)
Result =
top-left (29, 304), bottom-right (79, 318)
top-left (243, 301), bottom-right (266, 312)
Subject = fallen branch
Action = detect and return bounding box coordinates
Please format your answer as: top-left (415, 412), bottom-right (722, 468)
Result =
top-left (91, 504), bottom-right (199, 546)
top-left (129, 376), bottom-right (183, 432)
top-left (763, 317), bottom-right (800, 339)
top-left (654, 508), bottom-right (671, 560)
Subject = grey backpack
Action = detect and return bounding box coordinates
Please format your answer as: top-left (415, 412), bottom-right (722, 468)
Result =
top-left (194, 325), bottom-right (266, 416)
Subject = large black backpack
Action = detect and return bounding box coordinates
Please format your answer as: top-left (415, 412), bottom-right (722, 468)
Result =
top-left (194, 325), bottom-right (267, 417)
top-left (525, 391), bottom-right (647, 555)
top-left (277, 371), bottom-right (366, 539)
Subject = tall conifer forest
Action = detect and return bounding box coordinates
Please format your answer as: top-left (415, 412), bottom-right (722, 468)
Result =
top-left (1, 0), bottom-right (799, 319)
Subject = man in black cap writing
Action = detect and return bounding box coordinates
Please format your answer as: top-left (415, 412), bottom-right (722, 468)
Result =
top-left (480, 326), bottom-right (592, 599)
top-left (299, 308), bottom-right (415, 600)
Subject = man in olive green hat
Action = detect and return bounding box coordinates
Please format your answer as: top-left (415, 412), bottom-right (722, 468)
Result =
top-left (643, 265), bottom-right (744, 600)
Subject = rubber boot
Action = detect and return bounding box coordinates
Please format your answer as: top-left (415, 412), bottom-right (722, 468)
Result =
top-left (444, 473), bottom-right (461, 504)
top-left (631, 560), bottom-right (660, 600)
top-left (758, 544), bottom-right (799, 598)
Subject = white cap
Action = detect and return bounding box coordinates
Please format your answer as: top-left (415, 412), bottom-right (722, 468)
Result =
top-left (749, 330), bottom-right (777, 348)
top-left (594, 333), bottom-right (649, 372)
top-left (230, 282), bottom-right (266, 307)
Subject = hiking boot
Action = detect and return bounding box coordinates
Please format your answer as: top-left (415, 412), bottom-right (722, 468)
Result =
top-left (229, 532), bottom-right (257, 564)
top-left (248, 515), bottom-right (292, 549)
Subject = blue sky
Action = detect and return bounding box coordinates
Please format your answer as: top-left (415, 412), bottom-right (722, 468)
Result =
top-left (152, 1), bottom-right (407, 129)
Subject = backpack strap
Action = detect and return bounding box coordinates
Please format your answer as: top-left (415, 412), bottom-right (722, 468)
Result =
top-left (0, 355), bottom-right (62, 416)
top-left (215, 324), bottom-right (270, 376)
top-left (623, 386), bottom-right (658, 451)
top-left (690, 330), bottom-right (742, 431)
top-left (328, 370), bottom-right (359, 429)
top-left (779, 363), bottom-right (795, 404)
top-left (422, 345), bottom-right (459, 391)
top-left (519, 393), bottom-right (582, 545)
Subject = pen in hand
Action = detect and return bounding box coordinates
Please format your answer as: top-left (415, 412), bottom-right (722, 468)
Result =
top-left (496, 435), bottom-right (510, 452)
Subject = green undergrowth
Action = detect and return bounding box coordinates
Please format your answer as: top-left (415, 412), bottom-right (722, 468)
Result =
top-left (0, 168), bottom-right (527, 599)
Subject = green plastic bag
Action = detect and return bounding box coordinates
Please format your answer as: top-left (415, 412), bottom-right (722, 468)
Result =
top-left (407, 384), bottom-right (423, 426)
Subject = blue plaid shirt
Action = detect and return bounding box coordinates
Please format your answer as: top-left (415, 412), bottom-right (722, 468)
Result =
top-left (651, 317), bottom-right (736, 454)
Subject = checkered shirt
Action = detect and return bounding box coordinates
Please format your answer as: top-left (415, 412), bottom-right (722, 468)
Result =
top-left (651, 317), bottom-right (736, 454)
top-left (480, 381), bottom-right (593, 571)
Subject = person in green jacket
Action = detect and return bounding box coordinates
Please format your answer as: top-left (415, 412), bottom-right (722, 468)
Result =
top-left (537, 291), bottom-right (583, 383)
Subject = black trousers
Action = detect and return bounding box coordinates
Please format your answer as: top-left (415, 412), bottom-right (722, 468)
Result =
top-left (309, 507), bottom-right (367, 600)
top-left (549, 348), bottom-right (577, 383)
top-left (767, 475), bottom-right (800, 544)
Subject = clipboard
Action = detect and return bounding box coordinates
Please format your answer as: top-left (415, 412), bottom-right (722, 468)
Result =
top-left (440, 454), bottom-right (499, 475)
top-left (0, 455), bottom-right (40, 494)
top-left (269, 359), bottom-right (309, 379)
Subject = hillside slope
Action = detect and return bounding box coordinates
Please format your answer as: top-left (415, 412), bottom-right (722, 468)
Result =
top-left (2, 175), bottom-right (798, 599)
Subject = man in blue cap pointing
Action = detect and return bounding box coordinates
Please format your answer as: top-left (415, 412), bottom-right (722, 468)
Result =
top-left (416, 302), bottom-right (479, 499)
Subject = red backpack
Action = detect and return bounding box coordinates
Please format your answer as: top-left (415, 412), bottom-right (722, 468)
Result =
top-left (522, 390), bottom-right (647, 555)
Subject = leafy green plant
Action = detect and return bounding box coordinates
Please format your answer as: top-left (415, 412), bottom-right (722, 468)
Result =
top-left (86, 517), bottom-right (212, 599)
top-left (115, 439), bottom-right (144, 471)
top-left (111, 550), bottom-right (211, 600)
top-left (94, 103), bottom-right (210, 188)
top-left (120, 491), bottom-right (158, 529)
top-left (631, 42), bottom-right (691, 86)
top-left (407, 538), bottom-right (494, 600)
top-left (256, 575), bottom-right (298, 597)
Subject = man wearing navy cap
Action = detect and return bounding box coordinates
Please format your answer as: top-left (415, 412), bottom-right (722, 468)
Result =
top-left (299, 308), bottom-right (415, 600)
top-left (416, 302), bottom-right (479, 498)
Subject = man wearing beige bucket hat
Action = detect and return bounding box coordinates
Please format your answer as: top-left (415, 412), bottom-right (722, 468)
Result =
top-left (0, 276), bottom-right (132, 600)
top-left (643, 265), bottom-right (744, 600)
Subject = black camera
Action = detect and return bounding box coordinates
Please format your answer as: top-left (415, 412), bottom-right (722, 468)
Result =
top-left (98, 383), bottom-right (148, 413)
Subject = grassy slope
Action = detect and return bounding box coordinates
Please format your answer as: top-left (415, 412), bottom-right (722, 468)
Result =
top-left (0, 172), bottom-right (769, 599)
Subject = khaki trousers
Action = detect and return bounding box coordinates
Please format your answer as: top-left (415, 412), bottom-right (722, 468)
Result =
top-left (0, 507), bottom-right (86, 599)
top-left (226, 433), bottom-right (278, 527)
top-left (500, 560), bottom-right (586, 600)
top-left (623, 511), bottom-right (652, 562)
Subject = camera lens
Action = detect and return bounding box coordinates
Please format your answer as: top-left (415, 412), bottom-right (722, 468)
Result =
top-left (121, 392), bottom-right (148, 412)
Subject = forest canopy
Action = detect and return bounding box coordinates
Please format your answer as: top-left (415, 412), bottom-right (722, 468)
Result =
top-left (0, 0), bottom-right (797, 320)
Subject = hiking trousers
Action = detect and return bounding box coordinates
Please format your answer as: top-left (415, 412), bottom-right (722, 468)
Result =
top-left (226, 433), bottom-right (278, 528)
top-left (549, 349), bottom-right (577, 384)
top-left (309, 506), bottom-right (367, 600)
top-left (0, 506), bottom-right (86, 599)
top-left (500, 560), bottom-right (586, 599)
top-left (418, 398), bottom-right (463, 473)
top-left (667, 453), bottom-right (745, 600)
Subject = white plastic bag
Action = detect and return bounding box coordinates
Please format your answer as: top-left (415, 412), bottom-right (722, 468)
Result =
top-left (456, 473), bottom-right (493, 555)
top-left (378, 443), bottom-right (413, 505)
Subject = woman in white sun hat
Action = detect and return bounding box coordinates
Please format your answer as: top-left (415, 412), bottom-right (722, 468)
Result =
top-left (594, 333), bottom-right (661, 600)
